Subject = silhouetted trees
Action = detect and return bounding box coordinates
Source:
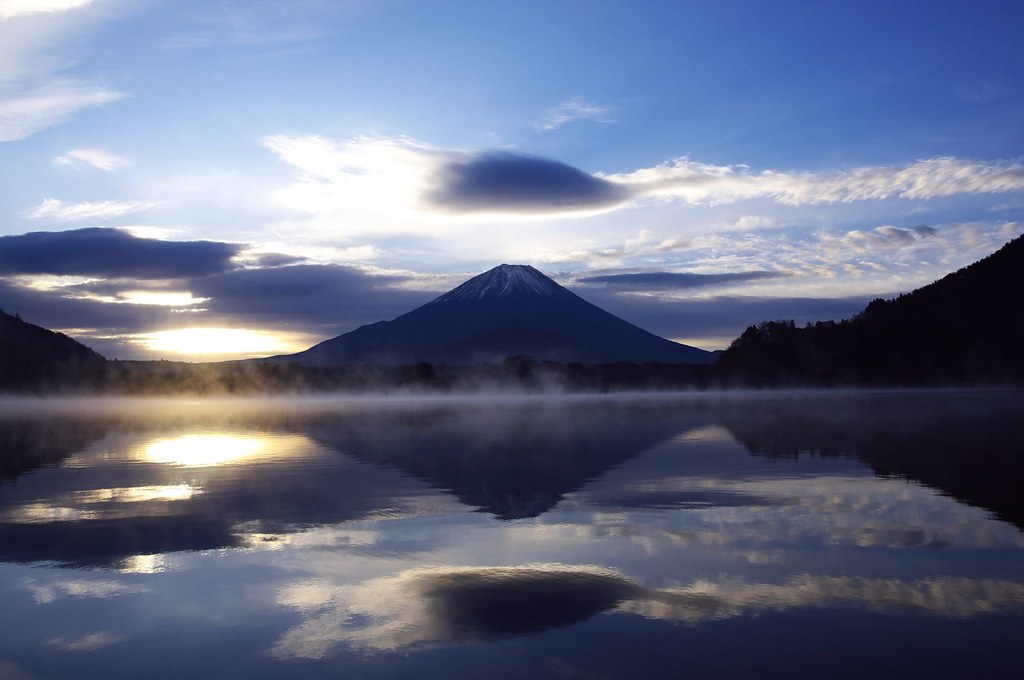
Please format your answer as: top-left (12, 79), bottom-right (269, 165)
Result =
top-left (716, 236), bottom-right (1024, 386)
top-left (0, 310), bottom-right (107, 392)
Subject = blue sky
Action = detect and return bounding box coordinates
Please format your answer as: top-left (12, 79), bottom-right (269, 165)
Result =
top-left (1, 0), bottom-right (1022, 359)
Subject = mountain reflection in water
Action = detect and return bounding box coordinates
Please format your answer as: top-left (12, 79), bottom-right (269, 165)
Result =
top-left (0, 391), bottom-right (1022, 679)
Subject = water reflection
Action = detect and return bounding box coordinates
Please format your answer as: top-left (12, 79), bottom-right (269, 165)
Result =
top-left (0, 417), bottom-right (448, 566)
top-left (0, 392), bottom-right (1022, 679)
top-left (272, 563), bottom-right (1024, 658)
top-left (714, 389), bottom-right (1024, 528)
top-left (303, 401), bottom-right (692, 518)
top-left (142, 434), bottom-right (268, 467)
top-left (0, 399), bottom-right (694, 566)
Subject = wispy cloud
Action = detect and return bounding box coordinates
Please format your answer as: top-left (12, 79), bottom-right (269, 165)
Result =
top-left (53, 147), bottom-right (130, 171)
top-left (26, 198), bottom-right (157, 221)
top-left (538, 96), bottom-right (614, 131)
top-left (48, 631), bottom-right (123, 652)
top-left (23, 576), bottom-right (144, 604)
top-left (0, 79), bottom-right (122, 142)
top-left (162, 0), bottom-right (347, 49)
top-left (0, 1), bottom-right (124, 141)
top-left (604, 156), bottom-right (1024, 206)
top-left (0, 0), bottom-right (92, 20)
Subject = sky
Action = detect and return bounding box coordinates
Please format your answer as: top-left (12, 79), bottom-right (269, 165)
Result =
top-left (0, 0), bottom-right (1022, 360)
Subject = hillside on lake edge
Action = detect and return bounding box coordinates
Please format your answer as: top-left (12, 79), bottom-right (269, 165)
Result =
top-left (1, 236), bottom-right (1022, 393)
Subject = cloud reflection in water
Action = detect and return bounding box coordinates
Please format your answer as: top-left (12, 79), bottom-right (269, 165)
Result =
top-left (271, 563), bottom-right (1024, 658)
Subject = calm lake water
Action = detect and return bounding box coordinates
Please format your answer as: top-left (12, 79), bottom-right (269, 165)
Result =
top-left (1, 390), bottom-right (1022, 679)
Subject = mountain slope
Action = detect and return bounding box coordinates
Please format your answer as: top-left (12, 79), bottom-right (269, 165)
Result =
top-left (284, 264), bottom-right (712, 365)
top-left (717, 235), bottom-right (1024, 385)
top-left (0, 310), bottom-right (107, 390)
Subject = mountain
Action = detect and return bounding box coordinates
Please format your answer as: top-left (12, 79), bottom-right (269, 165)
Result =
top-left (302, 400), bottom-right (693, 519)
top-left (0, 310), bottom-right (107, 391)
top-left (716, 235), bottom-right (1024, 385)
top-left (282, 264), bottom-right (713, 365)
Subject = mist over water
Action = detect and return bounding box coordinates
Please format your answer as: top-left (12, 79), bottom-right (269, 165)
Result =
top-left (0, 390), bottom-right (1022, 679)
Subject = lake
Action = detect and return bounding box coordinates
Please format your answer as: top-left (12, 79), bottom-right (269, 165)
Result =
top-left (1, 390), bottom-right (1022, 679)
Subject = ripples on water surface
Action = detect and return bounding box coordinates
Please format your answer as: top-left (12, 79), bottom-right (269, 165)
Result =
top-left (0, 390), bottom-right (1022, 679)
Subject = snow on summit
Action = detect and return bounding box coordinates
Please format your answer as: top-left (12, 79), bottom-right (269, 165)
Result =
top-left (432, 264), bottom-right (567, 302)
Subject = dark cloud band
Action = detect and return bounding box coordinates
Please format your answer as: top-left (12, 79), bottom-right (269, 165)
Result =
top-left (578, 271), bottom-right (786, 291)
top-left (0, 228), bottom-right (242, 279)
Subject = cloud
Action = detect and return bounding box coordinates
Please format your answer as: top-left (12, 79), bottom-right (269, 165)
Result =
top-left (48, 632), bottom-right (123, 652)
top-left (23, 577), bottom-right (145, 604)
top-left (619, 575), bottom-right (1024, 624)
top-left (954, 79), bottom-right (1009, 104)
top-left (0, 78), bottom-right (123, 142)
top-left (0, 238), bottom-right (438, 358)
top-left (577, 271), bottom-right (787, 291)
top-left (250, 252), bottom-right (307, 268)
top-left (271, 563), bottom-right (1024, 657)
top-left (0, 0), bottom-right (92, 19)
top-left (191, 264), bottom-right (436, 329)
top-left (0, 228), bottom-right (242, 279)
top-left (426, 152), bottom-right (631, 214)
top-left (828, 225), bottom-right (939, 253)
top-left (0, 2), bottom-right (125, 141)
top-left (27, 198), bottom-right (157, 221)
top-left (53, 147), bottom-right (130, 171)
top-left (266, 134), bottom-right (1024, 223)
top-left (539, 96), bottom-right (613, 131)
top-left (575, 290), bottom-right (878, 347)
top-left (605, 157), bottom-right (1024, 207)
top-left (264, 135), bottom-right (631, 222)
top-left (161, 0), bottom-right (347, 49)
top-left (271, 564), bottom-right (640, 657)
top-left (262, 134), bottom-right (443, 222)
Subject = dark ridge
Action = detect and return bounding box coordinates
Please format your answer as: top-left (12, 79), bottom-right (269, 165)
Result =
top-left (0, 309), bottom-right (107, 392)
top-left (716, 236), bottom-right (1024, 386)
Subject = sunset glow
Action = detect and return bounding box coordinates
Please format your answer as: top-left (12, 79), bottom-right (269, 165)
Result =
top-left (133, 327), bottom-right (307, 358)
top-left (0, 1), bottom-right (1020, 359)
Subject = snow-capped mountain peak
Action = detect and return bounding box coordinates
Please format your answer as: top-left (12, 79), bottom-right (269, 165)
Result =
top-left (431, 264), bottom-right (566, 303)
top-left (285, 262), bottom-right (713, 365)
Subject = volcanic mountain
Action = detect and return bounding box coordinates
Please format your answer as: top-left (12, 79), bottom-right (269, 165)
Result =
top-left (281, 264), bottom-right (712, 365)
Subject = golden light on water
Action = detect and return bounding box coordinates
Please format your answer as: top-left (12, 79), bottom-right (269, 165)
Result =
top-left (139, 432), bottom-right (318, 467)
top-left (144, 434), bottom-right (268, 467)
top-left (75, 484), bottom-right (199, 503)
top-left (4, 503), bottom-right (98, 524)
top-left (133, 327), bottom-right (307, 358)
top-left (119, 554), bottom-right (172, 574)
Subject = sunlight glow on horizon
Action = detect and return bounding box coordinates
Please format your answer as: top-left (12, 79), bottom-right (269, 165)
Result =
top-left (115, 291), bottom-right (209, 307)
top-left (132, 327), bottom-right (309, 358)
